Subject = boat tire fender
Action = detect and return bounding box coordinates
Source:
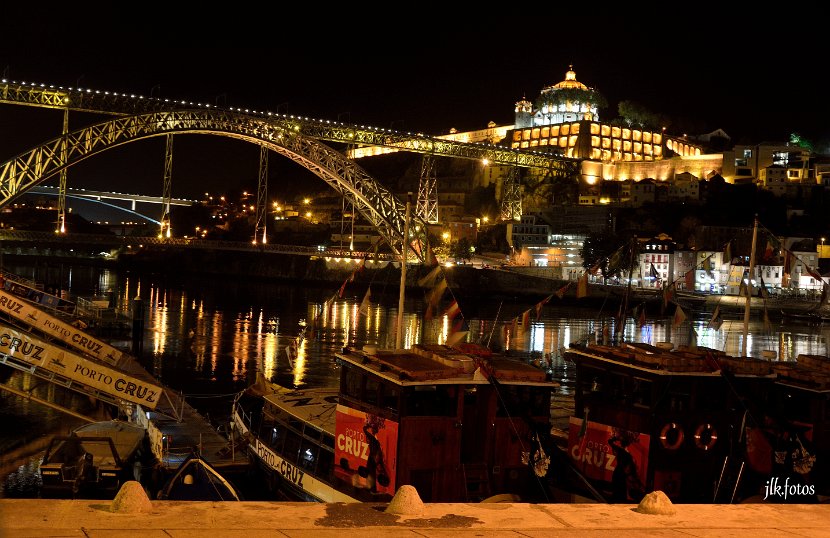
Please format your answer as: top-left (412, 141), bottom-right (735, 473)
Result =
top-left (659, 422), bottom-right (685, 451)
top-left (693, 423), bottom-right (718, 451)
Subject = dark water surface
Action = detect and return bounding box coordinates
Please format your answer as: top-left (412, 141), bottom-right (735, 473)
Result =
top-left (1, 261), bottom-right (827, 498)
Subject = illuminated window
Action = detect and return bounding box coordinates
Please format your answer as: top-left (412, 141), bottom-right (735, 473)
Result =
top-left (601, 124), bottom-right (610, 136)
top-left (561, 124), bottom-right (570, 135)
top-left (622, 128), bottom-right (631, 139)
top-left (541, 127), bottom-right (550, 138)
top-left (522, 129), bottom-right (531, 141)
top-left (531, 128), bottom-right (540, 139)
top-left (591, 136), bottom-right (600, 147)
top-left (571, 123), bottom-right (580, 134)
top-left (633, 130), bottom-right (642, 141)
top-left (590, 123), bottom-right (600, 135)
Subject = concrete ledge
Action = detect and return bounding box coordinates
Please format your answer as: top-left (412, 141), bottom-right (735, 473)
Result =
top-left (1, 500), bottom-right (828, 537)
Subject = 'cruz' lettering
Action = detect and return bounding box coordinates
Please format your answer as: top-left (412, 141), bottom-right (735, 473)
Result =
top-left (255, 441), bottom-right (305, 488)
top-left (71, 333), bottom-right (103, 354)
top-left (0, 296), bottom-right (23, 314)
top-left (0, 333), bottom-right (44, 359)
top-left (114, 378), bottom-right (158, 403)
top-left (336, 434), bottom-right (369, 460)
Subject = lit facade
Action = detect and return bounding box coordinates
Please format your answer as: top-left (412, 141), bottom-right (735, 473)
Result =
top-left (509, 67), bottom-right (703, 163)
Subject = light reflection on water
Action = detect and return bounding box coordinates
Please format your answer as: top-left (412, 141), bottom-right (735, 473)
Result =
top-left (1, 262), bottom-right (828, 498)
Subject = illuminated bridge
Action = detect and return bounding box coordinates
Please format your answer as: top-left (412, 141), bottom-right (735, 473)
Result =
top-left (0, 79), bottom-right (582, 261)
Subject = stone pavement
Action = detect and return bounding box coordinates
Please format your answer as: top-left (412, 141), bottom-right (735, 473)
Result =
top-left (2, 498), bottom-right (829, 537)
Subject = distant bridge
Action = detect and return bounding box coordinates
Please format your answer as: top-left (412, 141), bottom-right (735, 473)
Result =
top-left (0, 79), bottom-right (582, 260)
top-left (0, 229), bottom-right (390, 260)
top-left (28, 185), bottom-right (197, 207)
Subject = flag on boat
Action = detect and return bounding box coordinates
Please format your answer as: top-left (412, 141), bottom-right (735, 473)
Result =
top-left (446, 329), bottom-right (468, 347)
top-left (337, 279), bottom-right (348, 299)
top-left (358, 286), bottom-right (372, 316)
top-left (707, 306), bottom-right (721, 330)
top-left (555, 282), bottom-right (570, 299)
top-left (763, 306), bottom-right (773, 333)
top-left (702, 255), bottom-right (712, 272)
top-left (649, 263), bottom-right (659, 280)
top-left (637, 305), bottom-right (647, 327)
top-left (763, 238), bottom-right (775, 262)
top-left (534, 294), bottom-right (553, 320)
top-left (738, 272), bottom-right (749, 298)
top-left (805, 264), bottom-right (823, 281)
top-left (418, 265), bottom-right (442, 287)
top-left (607, 245), bottom-right (626, 275)
top-left (443, 299), bottom-right (461, 320)
top-left (672, 304), bottom-right (686, 326)
top-left (576, 273), bottom-right (589, 298)
top-left (662, 282), bottom-right (674, 307)
top-left (446, 316), bottom-right (467, 346)
top-left (425, 278), bottom-right (448, 309)
top-left (723, 240), bottom-right (732, 265)
top-left (759, 276), bottom-right (769, 299)
top-left (521, 309), bottom-right (531, 330)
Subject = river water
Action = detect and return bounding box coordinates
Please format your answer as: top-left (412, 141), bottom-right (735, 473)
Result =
top-left (1, 260), bottom-right (828, 498)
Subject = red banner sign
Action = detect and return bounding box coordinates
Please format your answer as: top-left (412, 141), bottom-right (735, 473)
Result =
top-left (334, 405), bottom-right (398, 495)
top-left (567, 417), bottom-right (650, 490)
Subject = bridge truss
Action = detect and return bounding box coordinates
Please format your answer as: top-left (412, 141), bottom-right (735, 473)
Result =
top-left (0, 81), bottom-right (582, 257)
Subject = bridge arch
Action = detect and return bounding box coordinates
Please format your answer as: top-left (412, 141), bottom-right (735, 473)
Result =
top-left (0, 110), bottom-right (427, 258)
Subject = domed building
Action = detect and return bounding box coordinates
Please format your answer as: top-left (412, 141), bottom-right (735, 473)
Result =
top-left (508, 65), bottom-right (704, 165)
top-left (515, 66), bottom-right (605, 129)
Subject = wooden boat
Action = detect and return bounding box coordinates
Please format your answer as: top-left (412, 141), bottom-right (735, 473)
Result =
top-left (157, 452), bottom-right (242, 501)
top-left (231, 342), bottom-right (560, 503)
top-left (39, 420), bottom-right (148, 498)
top-left (563, 342), bottom-right (828, 503)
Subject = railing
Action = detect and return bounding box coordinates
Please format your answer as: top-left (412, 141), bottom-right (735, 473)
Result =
top-left (0, 229), bottom-right (395, 260)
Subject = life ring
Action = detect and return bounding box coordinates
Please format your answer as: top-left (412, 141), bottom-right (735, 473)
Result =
top-left (693, 423), bottom-right (718, 451)
top-left (659, 422), bottom-right (685, 451)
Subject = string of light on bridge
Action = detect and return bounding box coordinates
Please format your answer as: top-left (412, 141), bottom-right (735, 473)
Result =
top-left (0, 78), bottom-right (572, 162)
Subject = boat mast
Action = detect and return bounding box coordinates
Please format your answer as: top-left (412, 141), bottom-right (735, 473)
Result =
top-left (616, 234), bottom-right (637, 345)
top-left (741, 216), bottom-right (759, 357)
top-left (396, 194), bottom-right (412, 350)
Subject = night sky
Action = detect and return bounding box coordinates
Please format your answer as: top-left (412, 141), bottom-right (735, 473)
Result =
top-left (1, 9), bottom-right (828, 216)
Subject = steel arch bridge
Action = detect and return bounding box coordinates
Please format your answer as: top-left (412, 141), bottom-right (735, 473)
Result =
top-left (0, 80), bottom-right (583, 259)
top-left (0, 109), bottom-right (425, 258)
